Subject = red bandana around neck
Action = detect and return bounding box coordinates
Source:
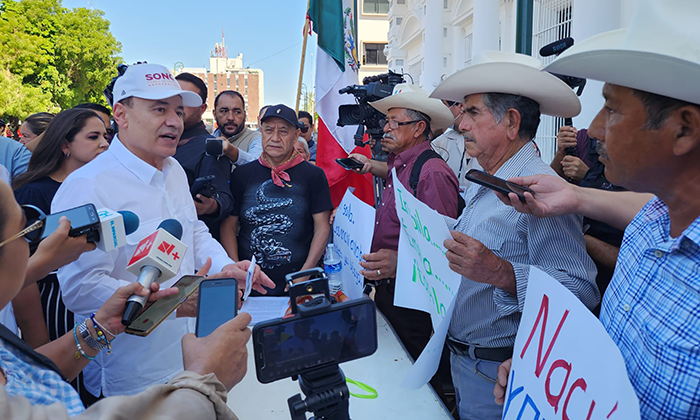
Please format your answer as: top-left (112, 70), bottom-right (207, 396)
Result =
top-left (258, 152), bottom-right (305, 188)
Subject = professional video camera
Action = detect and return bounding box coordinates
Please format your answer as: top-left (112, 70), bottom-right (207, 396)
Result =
top-left (337, 70), bottom-right (406, 159)
top-left (252, 268), bottom-right (378, 420)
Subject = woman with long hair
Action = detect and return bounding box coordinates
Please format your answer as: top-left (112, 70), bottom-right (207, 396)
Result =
top-left (19, 112), bottom-right (55, 152)
top-left (12, 108), bottom-right (109, 402)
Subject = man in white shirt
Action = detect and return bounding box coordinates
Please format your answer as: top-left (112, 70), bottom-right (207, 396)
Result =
top-left (431, 100), bottom-right (473, 200)
top-left (52, 63), bottom-right (273, 399)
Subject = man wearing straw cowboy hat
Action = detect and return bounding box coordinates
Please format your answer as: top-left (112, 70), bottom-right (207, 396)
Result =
top-left (349, 83), bottom-right (459, 374)
top-left (493, 1), bottom-right (700, 418)
top-left (429, 51), bottom-right (599, 419)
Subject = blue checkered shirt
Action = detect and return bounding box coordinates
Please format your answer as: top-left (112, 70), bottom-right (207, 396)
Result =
top-left (600, 197), bottom-right (700, 419)
top-left (0, 337), bottom-right (85, 415)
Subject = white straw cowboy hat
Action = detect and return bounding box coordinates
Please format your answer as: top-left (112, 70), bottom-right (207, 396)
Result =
top-left (370, 83), bottom-right (454, 131)
top-left (430, 51), bottom-right (581, 118)
top-left (544, 0), bottom-right (700, 105)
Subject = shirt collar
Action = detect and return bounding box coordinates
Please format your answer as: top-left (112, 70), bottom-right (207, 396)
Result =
top-left (388, 141), bottom-right (432, 170)
top-left (492, 141), bottom-right (538, 180)
top-left (638, 197), bottom-right (700, 248)
top-left (109, 135), bottom-right (173, 184)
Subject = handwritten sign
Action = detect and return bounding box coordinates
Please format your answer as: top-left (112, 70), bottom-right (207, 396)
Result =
top-left (504, 268), bottom-right (640, 419)
top-left (391, 168), bottom-right (461, 389)
top-left (332, 189), bottom-right (375, 300)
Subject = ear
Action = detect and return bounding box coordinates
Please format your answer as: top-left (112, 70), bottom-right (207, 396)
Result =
top-left (113, 102), bottom-right (128, 129)
top-left (503, 108), bottom-right (522, 141)
top-left (200, 103), bottom-right (208, 113)
top-left (61, 140), bottom-right (70, 156)
top-left (670, 105), bottom-right (700, 156)
top-left (414, 120), bottom-right (428, 139)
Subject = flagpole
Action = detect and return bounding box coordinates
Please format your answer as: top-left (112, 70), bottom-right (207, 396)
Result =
top-left (295, 0), bottom-right (312, 113)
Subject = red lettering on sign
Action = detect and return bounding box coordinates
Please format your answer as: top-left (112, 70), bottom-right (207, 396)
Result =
top-left (563, 378), bottom-right (596, 420)
top-left (545, 358), bottom-right (572, 413)
top-left (172, 251), bottom-right (180, 261)
top-left (519, 294), bottom-right (570, 377)
top-left (158, 241), bottom-right (174, 255)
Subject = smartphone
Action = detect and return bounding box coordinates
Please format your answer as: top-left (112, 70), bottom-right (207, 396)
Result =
top-left (41, 204), bottom-right (100, 240)
top-left (335, 157), bottom-right (365, 171)
top-left (195, 278), bottom-right (239, 338)
top-left (191, 175), bottom-right (216, 201)
top-left (124, 275), bottom-right (204, 337)
top-left (205, 138), bottom-right (224, 157)
top-left (253, 297), bottom-right (378, 384)
top-left (465, 169), bottom-right (535, 203)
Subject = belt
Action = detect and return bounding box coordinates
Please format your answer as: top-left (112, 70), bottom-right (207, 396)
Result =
top-left (446, 338), bottom-right (513, 363)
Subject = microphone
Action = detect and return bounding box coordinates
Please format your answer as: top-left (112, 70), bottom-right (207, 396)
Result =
top-left (95, 209), bottom-right (140, 252)
top-left (539, 37), bottom-right (574, 57)
top-left (205, 138), bottom-right (224, 157)
top-left (121, 219), bottom-right (187, 326)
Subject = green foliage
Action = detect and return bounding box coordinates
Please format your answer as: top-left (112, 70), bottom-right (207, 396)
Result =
top-left (0, 0), bottom-right (122, 120)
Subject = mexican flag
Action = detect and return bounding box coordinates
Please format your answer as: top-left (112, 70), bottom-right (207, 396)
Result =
top-left (309, 0), bottom-right (375, 208)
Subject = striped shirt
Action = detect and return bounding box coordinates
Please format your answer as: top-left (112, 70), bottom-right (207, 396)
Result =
top-left (600, 198), bottom-right (700, 419)
top-left (448, 142), bottom-right (599, 348)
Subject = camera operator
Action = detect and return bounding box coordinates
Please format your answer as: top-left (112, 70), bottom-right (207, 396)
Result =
top-left (348, 84), bottom-right (458, 394)
top-left (212, 91), bottom-right (262, 168)
top-left (0, 178), bottom-right (247, 419)
top-left (174, 73), bottom-right (233, 241)
top-left (51, 63), bottom-right (274, 401)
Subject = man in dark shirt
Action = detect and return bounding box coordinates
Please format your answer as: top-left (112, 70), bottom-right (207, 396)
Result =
top-left (174, 73), bottom-right (233, 240)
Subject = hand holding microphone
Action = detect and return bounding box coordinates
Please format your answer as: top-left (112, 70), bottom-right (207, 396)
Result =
top-left (121, 219), bottom-right (187, 326)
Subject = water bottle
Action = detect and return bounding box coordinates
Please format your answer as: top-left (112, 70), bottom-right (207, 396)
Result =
top-left (324, 244), bottom-right (343, 295)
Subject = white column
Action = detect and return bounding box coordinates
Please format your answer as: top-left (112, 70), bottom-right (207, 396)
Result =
top-left (452, 25), bottom-right (465, 73)
top-left (472, 0), bottom-right (500, 57)
top-left (422, 0), bottom-right (443, 90)
top-left (571, 0), bottom-right (621, 128)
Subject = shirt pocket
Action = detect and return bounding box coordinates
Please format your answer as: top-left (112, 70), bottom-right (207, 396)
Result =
top-left (472, 219), bottom-right (507, 253)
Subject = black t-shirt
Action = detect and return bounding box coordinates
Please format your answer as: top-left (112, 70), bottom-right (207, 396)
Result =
top-left (230, 161), bottom-right (333, 295)
top-left (14, 176), bottom-right (61, 214)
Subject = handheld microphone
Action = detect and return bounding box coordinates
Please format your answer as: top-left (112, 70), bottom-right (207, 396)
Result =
top-left (95, 209), bottom-right (140, 252)
top-left (121, 219), bottom-right (187, 326)
top-left (205, 138), bottom-right (224, 157)
top-left (539, 37), bottom-right (574, 57)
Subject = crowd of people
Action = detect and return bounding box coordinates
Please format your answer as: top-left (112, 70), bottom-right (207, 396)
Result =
top-left (0, 1), bottom-right (698, 419)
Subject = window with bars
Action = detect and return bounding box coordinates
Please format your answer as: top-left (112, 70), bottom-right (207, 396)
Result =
top-left (363, 0), bottom-right (389, 14)
top-left (532, 0), bottom-right (573, 164)
top-left (464, 33), bottom-right (473, 67)
top-left (363, 43), bottom-right (388, 65)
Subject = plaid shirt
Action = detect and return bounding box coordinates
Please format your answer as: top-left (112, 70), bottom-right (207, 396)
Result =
top-left (600, 197), bottom-right (700, 419)
top-left (0, 337), bottom-right (85, 415)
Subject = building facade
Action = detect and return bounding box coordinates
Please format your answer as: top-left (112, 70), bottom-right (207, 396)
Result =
top-left (358, 0), bottom-right (391, 83)
top-left (386, 0), bottom-right (642, 163)
top-left (180, 38), bottom-right (264, 129)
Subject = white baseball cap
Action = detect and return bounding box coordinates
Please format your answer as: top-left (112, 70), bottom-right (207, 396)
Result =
top-left (112, 63), bottom-right (202, 107)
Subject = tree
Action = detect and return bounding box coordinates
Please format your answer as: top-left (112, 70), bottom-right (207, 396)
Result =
top-left (0, 0), bottom-right (122, 120)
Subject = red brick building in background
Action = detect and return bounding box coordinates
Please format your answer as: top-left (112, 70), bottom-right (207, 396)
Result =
top-left (178, 34), bottom-right (264, 130)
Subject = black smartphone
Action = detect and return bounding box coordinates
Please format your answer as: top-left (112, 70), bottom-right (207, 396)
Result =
top-left (124, 275), bottom-right (204, 337)
top-left (252, 297), bottom-right (378, 384)
top-left (465, 169), bottom-right (535, 203)
top-left (335, 157), bottom-right (365, 171)
top-left (205, 138), bottom-right (224, 157)
top-left (195, 278), bottom-right (239, 338)
top-left (41, 203), bottom-right (100, 240)
top-left (191, 175), bottom-right (216, 201)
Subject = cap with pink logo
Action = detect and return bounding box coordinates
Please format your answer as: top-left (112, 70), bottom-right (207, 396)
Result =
top-left (113, 63), bottom-right (202, 107)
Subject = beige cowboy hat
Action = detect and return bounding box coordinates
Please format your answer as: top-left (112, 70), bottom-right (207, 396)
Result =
top-left (430, 51), bottom-right (581, 118)
top-left (370, 83), bottom-right (454, 131)
top-left (544, 0), bottom-right (700, 105)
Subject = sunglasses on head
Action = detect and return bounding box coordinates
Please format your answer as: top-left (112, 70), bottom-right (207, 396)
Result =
top-left (0, 205), bottom-right (46, 249)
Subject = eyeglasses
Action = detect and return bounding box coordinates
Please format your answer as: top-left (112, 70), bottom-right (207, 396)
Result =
top-left (0, 205), bottom-right (46, 249)
top-left (379, 119), bottom-right (422, 130)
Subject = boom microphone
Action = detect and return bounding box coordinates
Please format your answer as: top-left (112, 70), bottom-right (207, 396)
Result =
top-left (95, 209), bottom-right (140, 252)
top-left (121, 219), bottom-right (187, 326)
top-left (539, 37), bottom-right (574, 57)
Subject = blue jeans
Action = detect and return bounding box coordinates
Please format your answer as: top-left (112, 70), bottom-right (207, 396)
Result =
top-left (450, 352), bottom-right (504, 420)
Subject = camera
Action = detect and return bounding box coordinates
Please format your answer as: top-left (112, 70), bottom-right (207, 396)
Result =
top-left (253, 268), bottom-right (378, 420)
top-left (337, 70), bottom-right (406, 159)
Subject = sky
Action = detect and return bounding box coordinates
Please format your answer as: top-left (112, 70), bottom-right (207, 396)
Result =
top-left (63, 0), bottom-right (318, 107)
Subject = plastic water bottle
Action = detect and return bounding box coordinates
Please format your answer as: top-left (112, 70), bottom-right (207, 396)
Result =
top-left (324, 244), bottom-right (343, 295)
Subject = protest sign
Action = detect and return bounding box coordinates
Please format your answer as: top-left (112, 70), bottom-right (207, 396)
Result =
top-left (391, 168), bottom-right (461, 388)
top-left (332, 189), bottom-right (375, 300)
top-left (503, 268), bottom-right (640, 419)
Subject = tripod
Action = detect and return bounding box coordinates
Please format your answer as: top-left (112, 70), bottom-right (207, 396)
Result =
top-left (288, 364), bottom-right (351, 420)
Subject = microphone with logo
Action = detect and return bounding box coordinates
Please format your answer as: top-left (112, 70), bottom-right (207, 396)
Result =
top-left (121, 219), bottom-right (188, 326)
top-left (95, 209), bottom-right (140, 252)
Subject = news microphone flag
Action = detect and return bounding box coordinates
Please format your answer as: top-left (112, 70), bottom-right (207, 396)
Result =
top-left (95, 209), bottom-right (140, 252)
top-left (126, 221), bottom-right (186, 283)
